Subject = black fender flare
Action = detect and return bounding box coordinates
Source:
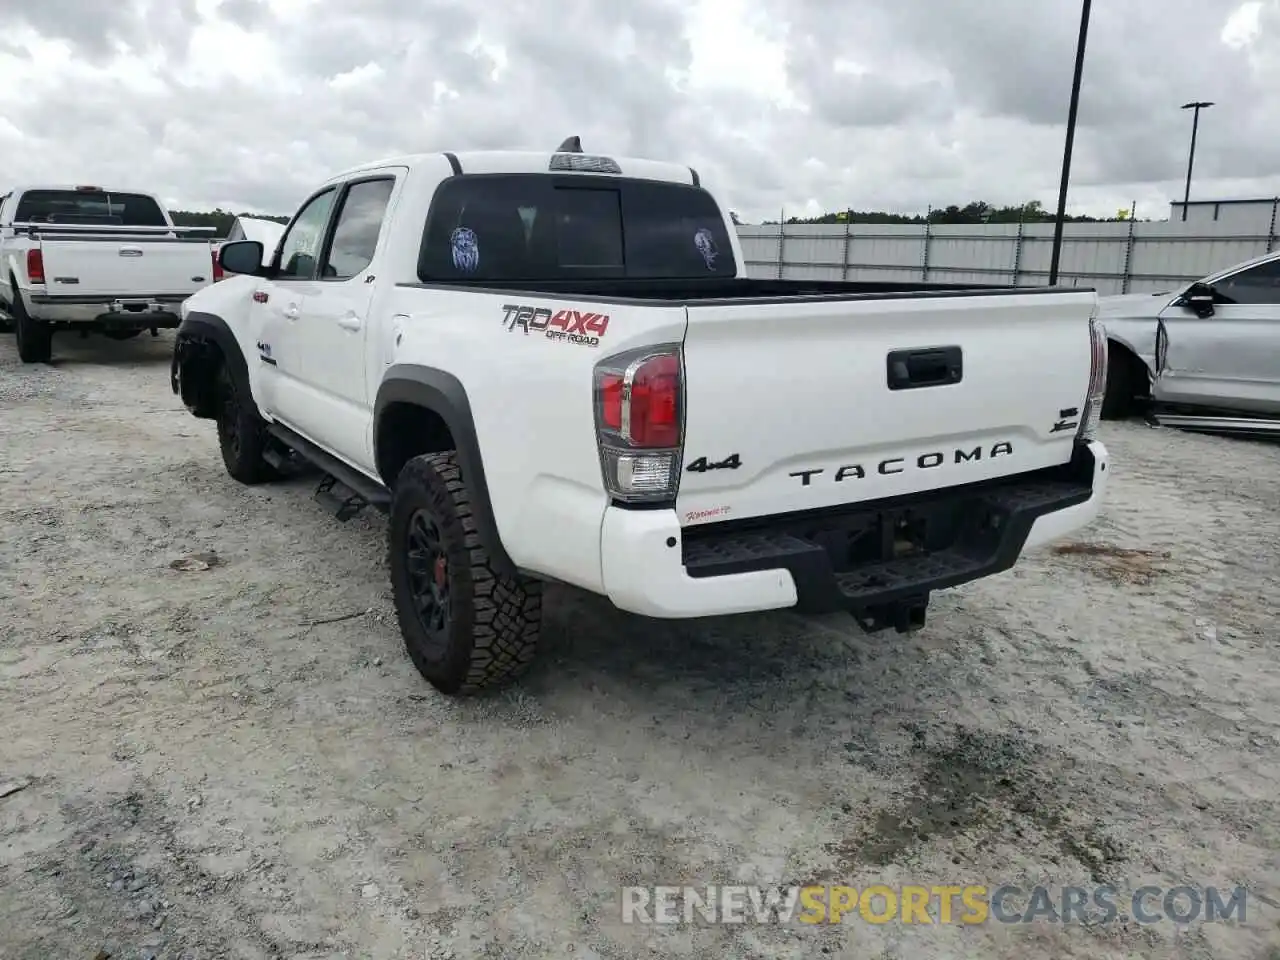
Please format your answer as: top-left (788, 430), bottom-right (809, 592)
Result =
top-left (374, 364), bottom-right (515, 575)
top-left (172, 310), bottom-right (252, 416)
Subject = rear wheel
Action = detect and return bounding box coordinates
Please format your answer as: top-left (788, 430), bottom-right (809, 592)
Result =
top-left (13, 292), bottom-right (52, 364)
top-left (389, 452), bottom-right (542, 695)
top-left (214, 363), bottom-right (281, 484)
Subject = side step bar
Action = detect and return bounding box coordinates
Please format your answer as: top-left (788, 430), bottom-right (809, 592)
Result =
top-left (264, 422), bottom-right (392, 522)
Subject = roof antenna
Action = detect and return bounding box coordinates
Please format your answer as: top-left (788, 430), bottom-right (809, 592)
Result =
top-left (556, 135), bottom-right (582, 153)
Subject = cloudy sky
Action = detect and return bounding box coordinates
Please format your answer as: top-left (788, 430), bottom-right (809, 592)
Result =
top-left (0, 0), bottom-right (1277, 223)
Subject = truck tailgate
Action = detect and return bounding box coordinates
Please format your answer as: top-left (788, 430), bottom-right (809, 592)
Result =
top-left (676, 290), bottom-right (1097, 525)
top-left (37, 239), bottom-right (212, 297)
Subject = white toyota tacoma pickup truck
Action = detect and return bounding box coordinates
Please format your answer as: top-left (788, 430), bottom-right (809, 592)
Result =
top-left (0, 184), bottom-right (217, 362)
top-left (171, 140), bottom-right (1111, 696)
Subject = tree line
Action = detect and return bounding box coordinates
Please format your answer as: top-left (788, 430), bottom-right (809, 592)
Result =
top-left (737, 199), bottom-right (1141, 226)
top-left (169, 207), bottom-right (290, 237)
top-left (173, 199), bottom-right (1141, 237)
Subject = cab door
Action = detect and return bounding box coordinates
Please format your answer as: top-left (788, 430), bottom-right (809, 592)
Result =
top-left (249, 186), bottom-right (338, 423)
top-left (287, 173), bottom-right (401, 469)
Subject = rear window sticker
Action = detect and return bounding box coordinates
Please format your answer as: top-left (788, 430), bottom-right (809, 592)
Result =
top-left (694, 227), bottom-right (718, 270)
top-left (451, 226), bottom-right (479, 273)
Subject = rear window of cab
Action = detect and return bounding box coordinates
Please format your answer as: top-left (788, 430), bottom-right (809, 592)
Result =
top-left (417, 174), bottom-right (738, 282)
top-left (14, 190), bottom-right (167, 227)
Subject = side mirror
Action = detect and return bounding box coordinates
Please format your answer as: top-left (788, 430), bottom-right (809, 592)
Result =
top-left (218, 240), bottom-right (266, 277)
top-left (1179, 281), bottom-right (1216, 318)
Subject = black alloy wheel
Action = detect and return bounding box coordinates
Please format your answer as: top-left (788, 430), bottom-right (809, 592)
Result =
top-left (406, 509), bottom-right (451, 651)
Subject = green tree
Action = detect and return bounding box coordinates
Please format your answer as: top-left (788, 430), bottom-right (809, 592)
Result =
top-left (169, 207), bottom-right (291, 238)
top-left (777, 199), bottom-right (1121, 226)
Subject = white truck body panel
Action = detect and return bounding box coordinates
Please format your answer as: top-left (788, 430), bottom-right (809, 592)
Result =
top-left (378, 287), bottom-right (688, 590)
top-left (35, 235), bottom-right (213, 297)
top-left (677, 290), bottom-right (1098, 524)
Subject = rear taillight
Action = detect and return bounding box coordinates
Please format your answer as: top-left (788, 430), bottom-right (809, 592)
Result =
top-left (1077, 315), bottom-right (1108, 441)
top-left (593, 345), bottom-right (684, 504)
top-left (212, 248), bottom-right (224, 282)
top-left (26, 249), bottom-right (44, 285)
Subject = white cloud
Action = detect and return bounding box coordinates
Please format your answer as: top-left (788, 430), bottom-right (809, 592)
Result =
top-left (1222, 1), bottom-right (1265, 47)
top-left (0, 0), bottom-right (1277, 222)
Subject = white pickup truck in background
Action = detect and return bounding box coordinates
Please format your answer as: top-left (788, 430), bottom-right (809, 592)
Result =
top-left (171, 140), bottom-right (1111, 696)
top-left (0, 185), bottom-right (218, 362)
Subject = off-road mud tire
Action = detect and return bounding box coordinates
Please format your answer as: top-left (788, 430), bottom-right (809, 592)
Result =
top-left (215, 363), bottom-right (282, 484)
top-left (389, 451), bottom-right (542, 696)
top-left (13, 291), bottom-right (52, 364)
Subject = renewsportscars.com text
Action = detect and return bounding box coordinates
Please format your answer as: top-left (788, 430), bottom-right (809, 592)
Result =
top-left (620, 884), bottom-right (1248, 926)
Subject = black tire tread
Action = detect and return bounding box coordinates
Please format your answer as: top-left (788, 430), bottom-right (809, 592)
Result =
top-left (12, 289), bottom-right (52, 364)
top-left (389, 451), bottom-right (541, 695)
top-left (215, 363), bottom-right (282, 485)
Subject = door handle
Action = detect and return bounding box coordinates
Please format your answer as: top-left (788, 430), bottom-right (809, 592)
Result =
top-left (283, 304), bottom-right (299, 320)
top-left (886, 345), bottom-right (963, 390)
top-left (337, 314), bottom-right (362, 331)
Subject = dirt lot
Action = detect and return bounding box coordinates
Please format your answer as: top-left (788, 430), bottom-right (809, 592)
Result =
top-left (1, 332), bottom-right (1279, 960)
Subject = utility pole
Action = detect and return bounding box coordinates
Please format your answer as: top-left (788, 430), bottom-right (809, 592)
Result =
top-left (1048, 0), bottom-right (1092, 286)
top-left (1180, 101), bottom-right (1214, 221)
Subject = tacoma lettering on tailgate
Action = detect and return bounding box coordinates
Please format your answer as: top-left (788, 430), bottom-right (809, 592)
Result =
top-left (790, 442), bottom-right (1013, 486)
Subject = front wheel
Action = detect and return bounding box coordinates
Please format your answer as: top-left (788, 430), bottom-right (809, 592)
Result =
top-left (214, 364), bottom-right (281, 484)
top-left (388, 452), bottom-right (542, 695)
top-left (13, 293), bottom-right (52, 364)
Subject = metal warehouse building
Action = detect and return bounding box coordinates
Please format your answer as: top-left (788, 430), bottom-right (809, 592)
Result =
top-left (1168, 197), bottom-right (1280, 230)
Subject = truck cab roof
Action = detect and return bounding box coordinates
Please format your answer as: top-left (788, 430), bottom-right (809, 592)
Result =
top-left (329, 150), bottom-right (701, 188)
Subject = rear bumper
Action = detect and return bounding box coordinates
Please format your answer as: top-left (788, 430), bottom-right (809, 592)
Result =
top-left (25, 293), bottom-right (187, 328)
top-left (600, 440), bottom-right (1109, 620)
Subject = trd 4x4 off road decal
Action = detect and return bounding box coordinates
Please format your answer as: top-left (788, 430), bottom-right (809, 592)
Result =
top-left (500, 304), bottom-right (609, 347)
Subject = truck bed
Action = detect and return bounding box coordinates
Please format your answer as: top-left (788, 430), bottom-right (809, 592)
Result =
top-left (391, 271), bottom-right (1102, 533)
top-left (401, 276), bottom-right (1090, 304)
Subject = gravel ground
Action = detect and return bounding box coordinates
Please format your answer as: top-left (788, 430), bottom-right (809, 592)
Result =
top-left (2, 331), bottom-right (1279, 960)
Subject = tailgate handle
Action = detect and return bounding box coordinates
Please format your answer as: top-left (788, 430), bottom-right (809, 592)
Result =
top-left (886, 346), bottom-right (963, 391)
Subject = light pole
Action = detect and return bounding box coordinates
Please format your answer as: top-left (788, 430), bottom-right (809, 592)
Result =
top-left (1180, 101), bottom-right (1214, 221)
top-left (1048, 0), bottom-right (1092, 287)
